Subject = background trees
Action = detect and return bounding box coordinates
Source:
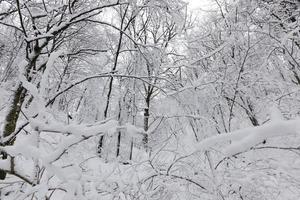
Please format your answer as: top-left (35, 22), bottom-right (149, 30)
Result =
top-left (1, 0), bottom-right (300, 199)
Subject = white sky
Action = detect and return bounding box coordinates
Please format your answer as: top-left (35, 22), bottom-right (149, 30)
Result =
top-left (185, 0), bottom-right (211, 9)
top-left (187, 0), bottom-right (207, 8)
top-left (185, 0), bottom-right (214, 10)
top-left (184, 0), bottom-right (217, 19)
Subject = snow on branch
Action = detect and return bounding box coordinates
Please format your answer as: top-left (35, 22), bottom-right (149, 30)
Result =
top-left (24, 2), bottom-right (126, 43)
top-left (29, 118), bottom-right (118, 138)
top-left (0, 159), bottom-right (10, 172)
top-left (18, 50), bottom-right (64, 117)
top-left (195, 107), bottom-right (300, 156)
top-left (190, 42), bottom-right (228, 65)
top-left (0, 119), bottom-right (118, 186)
top-left (40, 50), bottom-right (64, 100)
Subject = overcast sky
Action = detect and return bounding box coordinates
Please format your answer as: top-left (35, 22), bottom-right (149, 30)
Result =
top-left (186, 0), bottom-right (214, 10)
top-left (184, 0), bottom-right (217, 19)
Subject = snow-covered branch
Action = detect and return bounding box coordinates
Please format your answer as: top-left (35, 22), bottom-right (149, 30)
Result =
top-left (195, 108), bottom-right (300, 156)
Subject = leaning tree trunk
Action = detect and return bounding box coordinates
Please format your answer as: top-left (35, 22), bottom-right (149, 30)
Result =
top-left (0, 44), bottom-right (43, 179)
top-left (0, 84), bottom-right (26, 179)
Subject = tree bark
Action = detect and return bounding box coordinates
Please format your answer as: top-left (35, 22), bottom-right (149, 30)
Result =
top-left (0, 84), bottom-right (26, 179)
top-left (143, 93), bottom-right (151, 148)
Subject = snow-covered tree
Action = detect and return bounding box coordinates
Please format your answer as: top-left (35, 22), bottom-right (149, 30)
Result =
top-left (1, 0), bottom-right (300, 199)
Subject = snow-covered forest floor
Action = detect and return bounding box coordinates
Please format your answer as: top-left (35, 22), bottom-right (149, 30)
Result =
top-left (1, 0), bottom-right (300, 199)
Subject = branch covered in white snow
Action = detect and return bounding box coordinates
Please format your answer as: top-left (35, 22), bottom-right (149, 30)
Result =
top-left (195, 107), bottom-right (300, 156)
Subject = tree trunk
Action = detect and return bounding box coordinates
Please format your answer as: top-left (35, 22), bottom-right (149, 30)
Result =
top-left (0, 42), bottom-right (43, 180)
top-left (143, 98), bottom-right (150, 148)
top-left (0, 84), bottom-right (26, 179)
top-left (116, 99), bottom-right (122, 157)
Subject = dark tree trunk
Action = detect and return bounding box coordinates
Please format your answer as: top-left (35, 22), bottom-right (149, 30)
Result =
top-left (116, 131), bottom-right (121, 157)
top-left (0, 84), bottom-right (26, 179)
top-left (143, 94), bottom-right (150, 148)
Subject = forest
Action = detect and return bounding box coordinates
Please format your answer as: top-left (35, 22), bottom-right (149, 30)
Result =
top-left (0, 0), bottom-right (300, 199)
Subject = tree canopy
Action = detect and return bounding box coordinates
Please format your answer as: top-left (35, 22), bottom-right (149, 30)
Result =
top-left (1, 0), bottom-right (300, 199)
